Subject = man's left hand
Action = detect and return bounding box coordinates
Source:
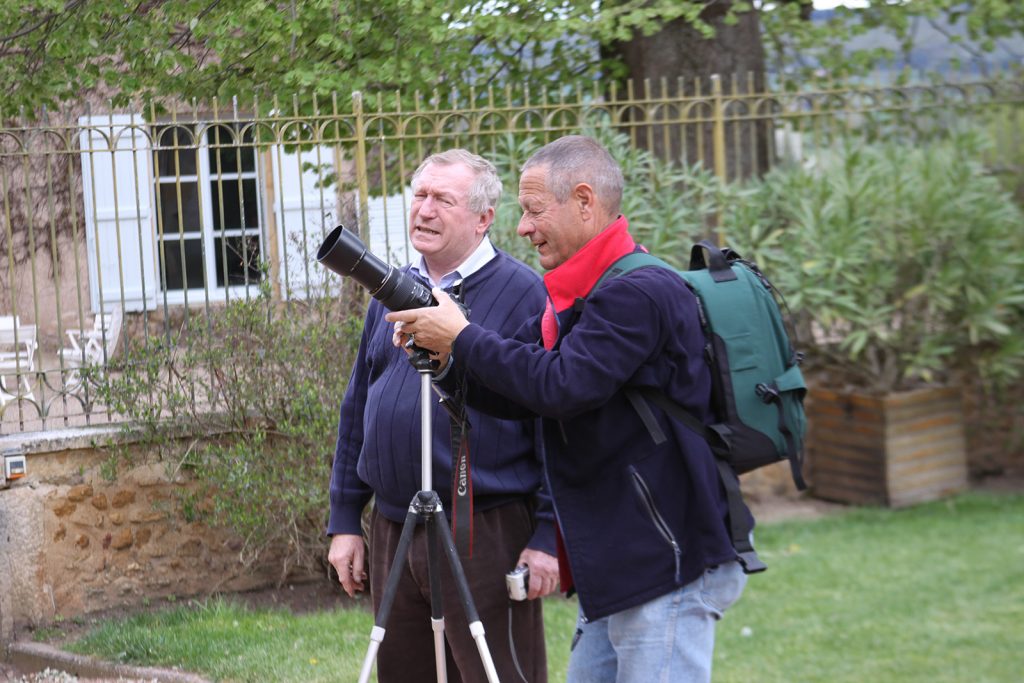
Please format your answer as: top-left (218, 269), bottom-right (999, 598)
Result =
top-left (386, 287), bottom-right (469, 354)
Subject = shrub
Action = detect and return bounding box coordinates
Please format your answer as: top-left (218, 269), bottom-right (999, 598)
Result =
top-left (735, 130), bottom-right (1024, 392)
top-left (99, 278), bottom-right (364, 580)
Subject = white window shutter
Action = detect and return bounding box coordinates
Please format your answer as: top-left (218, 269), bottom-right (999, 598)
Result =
top-left (270, 143), bottom-right (338, 299)
top-left (79, 114), bottom-right (157, 312)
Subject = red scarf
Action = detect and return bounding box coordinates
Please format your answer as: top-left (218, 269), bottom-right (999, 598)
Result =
top-left (540, 215), bottom-right (636, 350)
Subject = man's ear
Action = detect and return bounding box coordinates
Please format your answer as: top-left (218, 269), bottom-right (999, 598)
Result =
top-left (573, 183), bottom-right (597, 220)
top-left (476, 206), bottom-right (495, 234)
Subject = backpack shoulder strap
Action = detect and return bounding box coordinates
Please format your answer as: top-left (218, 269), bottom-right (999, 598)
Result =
top-left (592, 251), bottom-right (712, 444)
top-left (591, 251), bottom-right (675, 294)
top-left (592, 250), bottom-right (708, 434)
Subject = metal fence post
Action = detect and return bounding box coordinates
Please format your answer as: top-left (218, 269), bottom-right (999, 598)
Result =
top-left (353, 91), bottom-right (371, 243)
top-left (711, 74), bottom-right (728, 182)
top-left (711, 74), bottom-right (728, 246)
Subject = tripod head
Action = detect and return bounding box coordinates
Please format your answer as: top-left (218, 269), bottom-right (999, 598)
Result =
top-left (405, 338), bottom-right (441, 373)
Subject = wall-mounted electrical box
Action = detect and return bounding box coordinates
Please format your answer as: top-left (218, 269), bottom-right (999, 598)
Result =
top-left (2, 448), bottom-right (26, 487)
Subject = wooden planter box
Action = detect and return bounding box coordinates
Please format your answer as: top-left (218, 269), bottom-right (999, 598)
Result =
top-left (807, 386), bottom-right (968, 507)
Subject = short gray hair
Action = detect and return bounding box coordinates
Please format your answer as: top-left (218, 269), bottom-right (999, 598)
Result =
top-left (411, 149), bottom-right (502, 214)
top-left (522, 135), bottom-right (624, 215)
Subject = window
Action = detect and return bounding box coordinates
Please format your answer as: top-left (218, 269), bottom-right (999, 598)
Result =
top-left (79, 114), bottom-right (339, 312)
top-left (152, 123), bottom-right (263, 297)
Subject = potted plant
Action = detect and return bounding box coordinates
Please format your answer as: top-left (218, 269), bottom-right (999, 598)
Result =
top-left (732, 130), bottom-right (1024, 506)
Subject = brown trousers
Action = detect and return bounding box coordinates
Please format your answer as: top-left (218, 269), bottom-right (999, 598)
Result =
top-left (369, 500), bottom-right (548, 683)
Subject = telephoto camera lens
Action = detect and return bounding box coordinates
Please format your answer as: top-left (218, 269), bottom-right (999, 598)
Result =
top-left (316, 224), bottom-right (436, 311)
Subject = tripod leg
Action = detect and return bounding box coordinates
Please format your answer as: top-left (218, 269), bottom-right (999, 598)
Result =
top-left (432, 506), bottom-right (502, 683)
top-left (357, 505), bottom-right (419, 683)
top-left (426, 513), bottom-right (449, 683)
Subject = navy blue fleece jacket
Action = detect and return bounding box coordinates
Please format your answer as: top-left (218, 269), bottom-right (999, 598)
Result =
top-left (440, 224), bottom-right (742, 621)
top-left (327, 250), bottom-right (556, 556)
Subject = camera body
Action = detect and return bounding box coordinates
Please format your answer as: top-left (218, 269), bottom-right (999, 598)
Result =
top-left (505, 565), bottom-right (530, 601)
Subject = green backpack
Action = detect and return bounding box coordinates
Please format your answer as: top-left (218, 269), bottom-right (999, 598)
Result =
top-left (595, 241), bottom-right (808, 573)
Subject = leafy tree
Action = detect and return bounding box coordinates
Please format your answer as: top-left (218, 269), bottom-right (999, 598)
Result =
top-left (599, 0), bottom-right (775, 177)
top-left (4, 1), bottom-right (1020, 120)
top-left (603, 0), bottom-right (1022, 175)
top-left (762, 0), bottom-right (1024, 81)
top-left (0, 0), bottom-right (633, 116)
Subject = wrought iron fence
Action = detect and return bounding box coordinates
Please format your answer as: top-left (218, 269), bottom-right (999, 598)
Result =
top-left (1, 71), bottom-right (1022, 435)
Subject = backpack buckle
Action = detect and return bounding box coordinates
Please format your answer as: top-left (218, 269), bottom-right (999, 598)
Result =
top-left (755, 383), bottom-right (780, 404)
top-left (738, 550), bottom-right (768, 574)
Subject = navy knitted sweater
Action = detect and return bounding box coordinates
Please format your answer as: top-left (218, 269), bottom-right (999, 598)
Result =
top-left (327, 250), bottom-right (556, 555)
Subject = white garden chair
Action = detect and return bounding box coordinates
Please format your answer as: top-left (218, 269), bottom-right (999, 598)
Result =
top-left (58, 307), bottom-right (123, 392)
top-left (0, 315), bottom-right (38, 405)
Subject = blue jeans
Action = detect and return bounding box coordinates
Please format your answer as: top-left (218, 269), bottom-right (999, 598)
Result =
top-left (566, 561), bottom-right (747, 683)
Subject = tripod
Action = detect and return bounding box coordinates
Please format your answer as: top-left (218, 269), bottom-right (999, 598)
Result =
top-left (357, 348), bottom-right (501, 683)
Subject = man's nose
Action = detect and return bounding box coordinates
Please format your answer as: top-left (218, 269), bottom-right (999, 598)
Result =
top-left (516, 214), bottom-right (532, 237)
top-left (418, 196), bottom-right (438, 217)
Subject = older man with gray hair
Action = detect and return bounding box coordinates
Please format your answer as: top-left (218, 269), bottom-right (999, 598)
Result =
top-left (327, 149), bottom-right (558, 682)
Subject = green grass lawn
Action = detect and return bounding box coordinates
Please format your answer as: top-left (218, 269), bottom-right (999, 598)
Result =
top-left (63, 492), bottom-right (1024, 682)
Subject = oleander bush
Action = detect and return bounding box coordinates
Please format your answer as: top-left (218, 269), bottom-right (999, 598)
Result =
top-left (726, 130), bottom-right (1024, 392)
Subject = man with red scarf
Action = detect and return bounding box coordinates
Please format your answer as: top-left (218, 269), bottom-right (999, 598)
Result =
top-left (388, 135), bottom-right (750, 683)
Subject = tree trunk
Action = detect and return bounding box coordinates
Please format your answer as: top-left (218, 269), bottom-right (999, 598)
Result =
top-left (606, 1), bottom-right (772, 180)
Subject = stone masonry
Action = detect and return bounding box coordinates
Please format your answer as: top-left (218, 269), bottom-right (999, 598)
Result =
top-left (0, 427), bottom-right (299, 641)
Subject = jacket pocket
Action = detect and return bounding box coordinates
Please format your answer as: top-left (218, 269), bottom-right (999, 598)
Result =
top-left (629, 465), bottom-right (682, 584)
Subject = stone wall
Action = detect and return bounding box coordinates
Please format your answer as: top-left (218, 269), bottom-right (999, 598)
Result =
top-left (0, 427), bottom-right (308, 641)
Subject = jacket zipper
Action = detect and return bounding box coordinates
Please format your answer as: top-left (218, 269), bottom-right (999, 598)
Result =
top-left (629, 465), bottom-right (683, 584)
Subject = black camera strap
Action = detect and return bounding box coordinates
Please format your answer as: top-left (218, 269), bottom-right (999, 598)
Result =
top-left (432, 379), bottom-right (473, 557)
top-left (449, 407), bottom-right (473, 557)
top-left (444, 282), bottom-right (475, 558)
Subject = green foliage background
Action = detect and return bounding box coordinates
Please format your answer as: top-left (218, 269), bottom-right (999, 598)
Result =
top-left (97, 108), bottom-right (1024, 579)
top-left (3, 1), bottom-right (1022, 117)
top-left (722, 128), bottom-right (1024, 392)
top-left (487, 120), bottom-right (723, 269)
top-left (100, 279), bottom-right (365, 578)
